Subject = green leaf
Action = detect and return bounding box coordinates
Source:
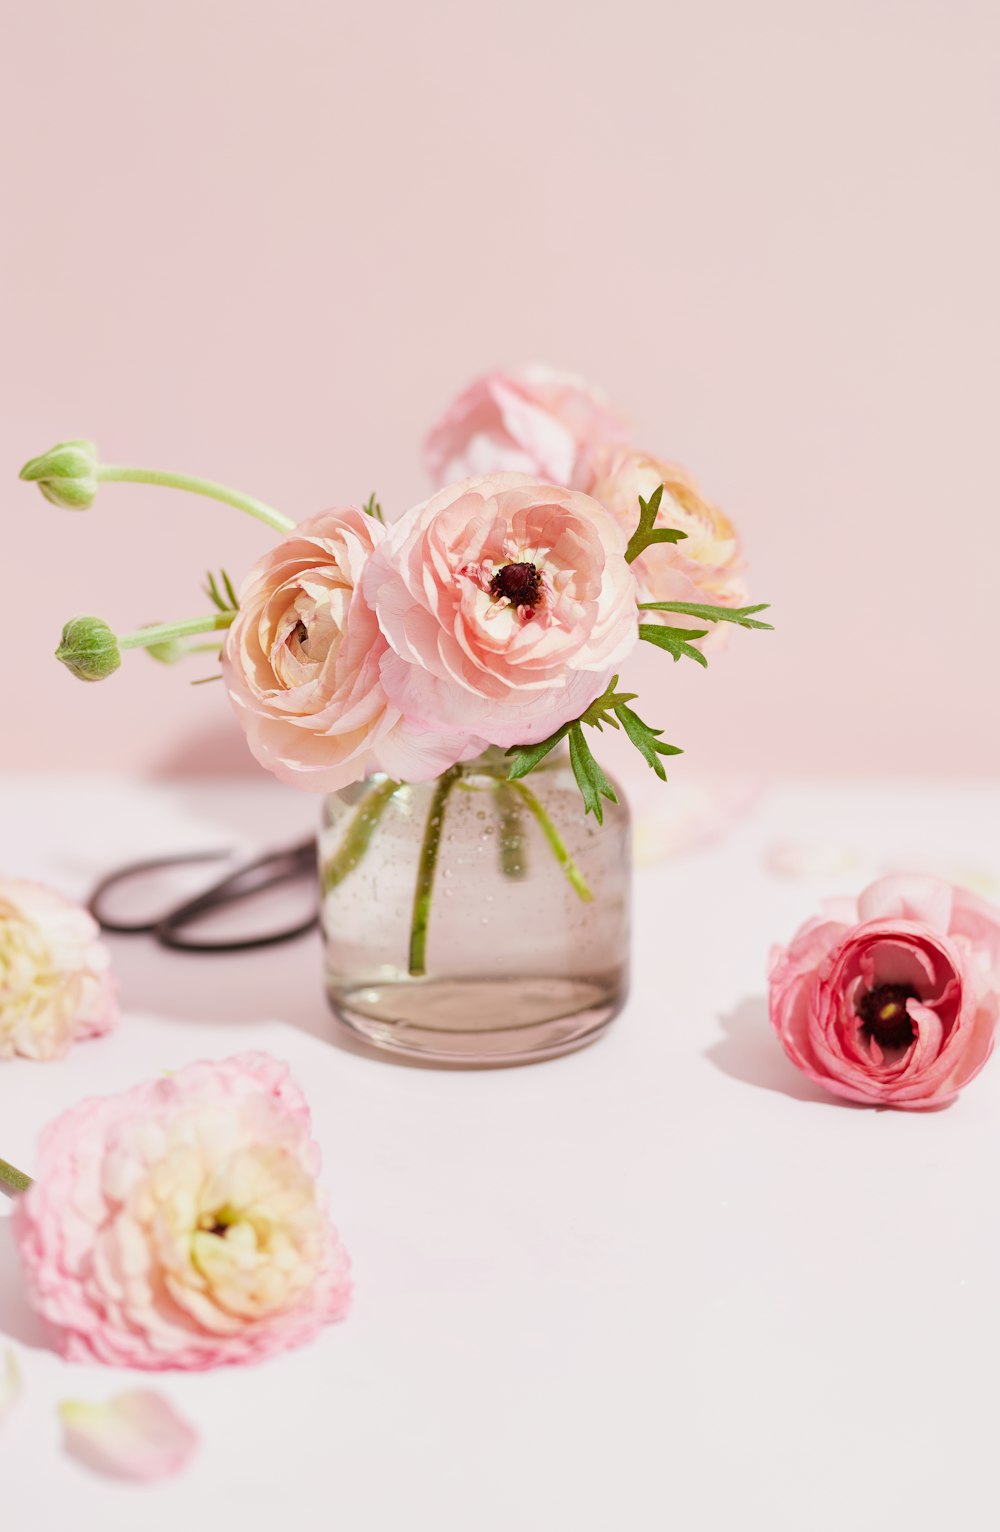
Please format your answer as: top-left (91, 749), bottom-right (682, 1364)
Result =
top-left (638, 600), bottom-right (773, 630)
top-left (624, 484), bottom-right (688, 564)
top-left (204, 570), bottom-right (239, 614)
top-left (568, 724), bottom-right (618, 825)
top-left (506, 676), bottom-right (640, 780)
top-left (614, 702), bottom-right (683, 781)
top-left (507, 676), bottom-right (684, 820)
top-left (638, 622), bottom-right (710, 667)
top-left (506, 723), bottom-right (571, 780)
top-left (579, 674), bottom-right (638, 732)
top-left (362, 492), bottom-right (385, 524)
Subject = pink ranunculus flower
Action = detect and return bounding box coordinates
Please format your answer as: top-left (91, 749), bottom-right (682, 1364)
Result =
top-left (424, 366), bottom-right (631, 493)
top-left (0, 880), bottom-right (116, 1062)
top-left (12, 1052), bottom-right (352, 1369)
top-left (768, 876), bottom-right (1000, 1108)
top-left (222, 507), bottom-right (473, 790)
top-left (364, 473), bottom-right (640, 749)
top-left (588, 448), bottom-right (747, 640)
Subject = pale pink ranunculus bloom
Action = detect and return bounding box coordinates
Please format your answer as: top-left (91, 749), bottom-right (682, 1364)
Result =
top-left (768, 875), bottom-right (1000, 1108)
top-left (424, 366), bottom-right (631, 493)
top-left (0, 880), bottom-right (116, 1062)
top-left (364, 474), bottom-right (640, 749)
top-left (222, 507), bottom-right (473, 790)
top-left (588, 447), bottom-right (747, 640)
top-left (12, 1052), bottom-right (352, 1369)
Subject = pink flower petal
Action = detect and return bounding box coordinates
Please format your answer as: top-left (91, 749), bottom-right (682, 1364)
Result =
top-left (59, 1391), bottom-right (198, 1481)
top-left (0, 1348), bottom-right (21, 1425)
top-left (858, 874), bottom-right (954, 930)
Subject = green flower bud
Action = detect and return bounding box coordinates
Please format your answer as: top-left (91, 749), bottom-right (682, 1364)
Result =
top-left (55, 617), bottom-right (121, 682)
top-left (19, 440), bottom-right (99, 509)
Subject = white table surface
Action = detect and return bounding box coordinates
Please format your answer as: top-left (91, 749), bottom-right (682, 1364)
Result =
top-left (2, 774), bottom-right (1000, 1532)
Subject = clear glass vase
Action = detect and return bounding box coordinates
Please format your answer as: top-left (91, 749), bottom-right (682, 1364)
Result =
top-left (318, 747), bottom-right (630, 1065)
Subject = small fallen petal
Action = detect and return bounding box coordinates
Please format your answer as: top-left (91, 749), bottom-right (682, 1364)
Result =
top-left (59, 1391), bottom-right (198, 1481)
top-left (0, 1348), bottom-right (21, 1424)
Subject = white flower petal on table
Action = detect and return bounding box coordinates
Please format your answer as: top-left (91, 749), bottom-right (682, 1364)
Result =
top-left (0, 1348), bottom-right (22, 1424)
top-left (58, 1390), bottom-right (198, 1481)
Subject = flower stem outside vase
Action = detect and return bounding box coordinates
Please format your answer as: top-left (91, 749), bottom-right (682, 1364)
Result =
top-left (0, 1157), bottom-right (31, 1195)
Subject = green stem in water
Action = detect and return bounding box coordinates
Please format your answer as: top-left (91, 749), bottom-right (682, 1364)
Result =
top-left (507, 780), bottom-right (593, 902)
top-left (98, 466), bottom-right (294, 535)
top-left (322, 777), bottom-right (403, 894)
top-left (493, 781), bottom-right (528, 881)
top-left (119, 612), bottom-right (236, 651)
top-left (408, 766), bottom-right (461, 977)
top-left (0, 1156), bottom-right (32, 1195)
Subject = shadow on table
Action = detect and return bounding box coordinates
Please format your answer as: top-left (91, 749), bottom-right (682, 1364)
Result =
top-left (706, 995), bottom-right (835, 1104)
top-left (0, 1215), bottom-right (52, 1351)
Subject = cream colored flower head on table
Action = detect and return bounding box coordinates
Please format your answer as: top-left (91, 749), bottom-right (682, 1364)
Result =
top-left (0, 880), bottom-right (117, 1061)
top-left (12, 1052), bottom-right (351, 1368)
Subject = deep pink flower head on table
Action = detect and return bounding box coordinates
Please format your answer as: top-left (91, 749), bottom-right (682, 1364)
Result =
top-left (364, 473), bottom-right (641, 748)
top-left (424, 366), bottom-right (631, 492)
top-left (222, 506), bottom-right (471, 789)
top-left (12, 1052), bottom-right (351, 1368)
top-left (769, 875), bottom-right (1000, 1108)
top-left (0, 880), bottom-right (116, 1061)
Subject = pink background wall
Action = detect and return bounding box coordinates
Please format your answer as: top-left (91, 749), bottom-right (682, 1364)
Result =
top-left (2, 0), bottom-right (998, 779)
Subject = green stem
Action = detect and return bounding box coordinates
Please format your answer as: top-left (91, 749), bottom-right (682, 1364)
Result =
top-left (322, 777), bottom-right (403, 893)
top-left (0, 1156), bottom-right (32, 1195)
top-left (98, 466), bottom-right (294, 535)
top-left (119, 612), bottom-right (236, 651)
top-left (507, 781), bottom-right (593, 902)
top-left (493, 781), bottom-right (528, 881)
top-left (408, 766), bottom-right (460, 977)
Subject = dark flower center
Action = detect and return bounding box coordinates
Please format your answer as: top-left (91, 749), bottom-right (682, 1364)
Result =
top-left (857, 982), bottom-right (919, 1050)
top-left (490, 561), bottom-right (542, 609)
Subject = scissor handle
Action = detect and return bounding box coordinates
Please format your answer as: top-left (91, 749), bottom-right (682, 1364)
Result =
top-left (88, 849), bottom-right (232, 934)
top-left (88, 838), bottom-right (320, 952)
top-left (156, 839), bottom-right (320, 953)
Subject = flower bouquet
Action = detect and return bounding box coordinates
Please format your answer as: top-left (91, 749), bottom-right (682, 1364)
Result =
top-left (21, 366), bottom-right (770, 1063)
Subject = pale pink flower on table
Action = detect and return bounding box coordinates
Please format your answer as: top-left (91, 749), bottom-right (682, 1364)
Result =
top-left (223, 507), bottom-right (473, 790)
top-left (12, 1052), bottom-right (352, 1368)
top-left (588, 447), bottom-right (747, 641)
top-left (0, 880), bottom-right (116, 1061)
top-left (424, 366), bottom-right (631, 492)
top-left (364, 473), bottom-right (640, 748)
top-left (768, 875), bottom-right (1000, 1108)
top-left (59, 1392), bottom-right (198, 1481)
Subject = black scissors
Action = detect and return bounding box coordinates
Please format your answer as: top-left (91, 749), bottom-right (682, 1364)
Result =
top-left (88, 838), bottom-right (320, 953)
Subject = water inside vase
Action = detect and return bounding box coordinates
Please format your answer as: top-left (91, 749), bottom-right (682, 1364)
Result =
top-left (320, 755), bottom-right (631, 1066)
